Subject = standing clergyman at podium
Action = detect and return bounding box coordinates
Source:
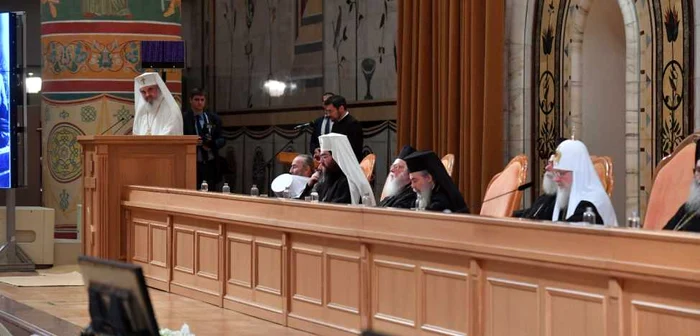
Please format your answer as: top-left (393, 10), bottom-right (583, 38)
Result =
top-left (132, 72), bottom-right (183, 136)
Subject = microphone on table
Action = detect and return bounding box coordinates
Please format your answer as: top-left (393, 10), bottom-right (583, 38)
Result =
top-left (112, 115), bottom-right (134, 134)
top-left (481, 182), bottom-right (533, 204)
top-left (293, 121), bottom-right (313, 130)
top-left (101, 116), bottom-right (128, 135)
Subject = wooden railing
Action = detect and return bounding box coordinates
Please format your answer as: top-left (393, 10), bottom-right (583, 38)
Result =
top-left (123, 186), bottom-right (700, 336)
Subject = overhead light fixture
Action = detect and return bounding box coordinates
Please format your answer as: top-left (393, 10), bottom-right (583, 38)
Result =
top-left (25, 75), bottom-right (42, 94)
top-left (263, 79), bottom-right (286, 97)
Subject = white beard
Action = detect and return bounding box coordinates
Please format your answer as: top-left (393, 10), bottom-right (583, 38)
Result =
top-left (542, 171), bottom-right (557, 195)
top-left (384, 173), bottom-right (409, 197)
top-left (556, 186), bottom-right (570, 210)
top-left (685, 181), bottom-right (700, 214)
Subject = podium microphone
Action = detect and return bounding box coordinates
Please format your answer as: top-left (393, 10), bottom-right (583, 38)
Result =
top-left (293, 121), bottom-right (313, 130)
top-left (112, 115), bottom-right (134, 134)
top-left (101, 116), bottom-right (127, 135)
top-left (481, 182), bottom-right (533, 204)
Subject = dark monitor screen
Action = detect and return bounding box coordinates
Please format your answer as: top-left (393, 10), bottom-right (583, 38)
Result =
top-left (141, 40), bottom-right (185, 69)
top-left (78, 256), bottom-right (160, 336)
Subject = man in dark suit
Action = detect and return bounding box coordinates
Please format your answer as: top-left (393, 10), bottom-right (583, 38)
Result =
top-left (182, 88), bottom-right (225, 190)
top-left (309, 92), bottom-right (335, 159)
top-left (324, 95), bottom-right (364, 161)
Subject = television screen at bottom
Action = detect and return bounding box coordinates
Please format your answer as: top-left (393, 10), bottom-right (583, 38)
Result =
top-left (0, 13), bottom-right (12, 188)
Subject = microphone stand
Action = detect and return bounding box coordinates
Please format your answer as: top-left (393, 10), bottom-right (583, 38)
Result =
top-left (254, 137), bottom-right (296, 196)
top-left (112, 115), bottom-right (134, 135)
top-left (100, 117), bottom-right (126, 135)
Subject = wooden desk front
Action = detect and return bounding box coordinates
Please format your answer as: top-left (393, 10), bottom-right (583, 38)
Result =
top-left (123, 186), bottom-right (700, 336)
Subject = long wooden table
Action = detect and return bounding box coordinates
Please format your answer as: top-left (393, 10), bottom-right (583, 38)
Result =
top-left (122, 186), bottom-right (700, 336)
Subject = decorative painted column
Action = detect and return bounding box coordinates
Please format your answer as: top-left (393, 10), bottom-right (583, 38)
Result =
top-left (40, 1), bottom-right (183, 239)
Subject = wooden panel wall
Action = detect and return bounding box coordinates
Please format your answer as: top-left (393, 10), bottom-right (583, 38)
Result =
top-left (124, 187), bottom-right (700, 336)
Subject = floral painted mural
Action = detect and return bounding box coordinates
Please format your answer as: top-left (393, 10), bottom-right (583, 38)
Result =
top-left (41, 0), bottom-right (183, 239)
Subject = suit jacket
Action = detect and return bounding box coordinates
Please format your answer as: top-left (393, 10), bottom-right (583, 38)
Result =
top-left (182, 110), bottom-right (225, 160)
top-left (309, 116), bottom-right (325, 153)
top-left (331, 114), bottom-right (364, 161)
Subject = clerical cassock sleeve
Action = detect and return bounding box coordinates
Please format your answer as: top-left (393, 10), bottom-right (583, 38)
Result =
top-left (318, 175), bottom-right (352, 204)
top-left (426, 190), bottom-right (452, 212)
top-left (514, 194), bottom-right (557, 220)
top-left (565, 201), bottom-right (604, 225)
top-left (297, 183), bottom-right (313, 200)
top-left (663, 205), bottom-right (700, 232)
top-left (378, 185), bottom-right (417, 209)
top-left (512, 209), bottom-right (527, 218)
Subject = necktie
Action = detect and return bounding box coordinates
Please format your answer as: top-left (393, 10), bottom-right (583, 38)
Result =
top-left (195, 115), bottom-right (203, 135)
top-left (324, 117), bottom-right (331, 134)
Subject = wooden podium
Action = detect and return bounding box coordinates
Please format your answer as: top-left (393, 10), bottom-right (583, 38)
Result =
top-left (78, 135), bottom-right (198, 260)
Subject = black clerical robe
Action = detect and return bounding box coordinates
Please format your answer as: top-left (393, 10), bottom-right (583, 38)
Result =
top-left (513, 194), bottom-right (557, 220)
top-left (663, 205), bottom-right (700, 232)
top-left (425, 186), bottom-right (469, 213)
top-left (316, 171), bottom-right (352, 204)
top-left (330, 114), bottom-right (364, 161)
top-left (557, 201), bottom-right (604, 225)
top-left (378, 184), bottom-right (416, 209)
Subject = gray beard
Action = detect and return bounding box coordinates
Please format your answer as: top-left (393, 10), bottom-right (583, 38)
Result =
top-left (416, 187), bottom-right (432, 208)
top-left (685, 181), bottom-right (700, 214)
top-left (542, 172), bottom-right (557, 195)
top-left (556, 186), bottom-right (570, 210)
top-left (146, 94), bottom-right (163, 107)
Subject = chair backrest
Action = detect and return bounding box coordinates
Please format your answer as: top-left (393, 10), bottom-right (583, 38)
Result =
top-left (277, 152), bottom-right (298, 165)
top-left (644, 134), bottom-right (700, 230)
top-left (360, 154), bottom-right (376, 182)
top-left (441, 154), bottom-right (455, 177)
top-left (590, 155), bottom-right (614, 196)
top-left (480, 154), bottom-right (528, 217)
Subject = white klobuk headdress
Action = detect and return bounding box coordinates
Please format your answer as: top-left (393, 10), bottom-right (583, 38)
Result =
top-left (319, 133), bottom-right (376, 206)
top-left (552, 140), bottom-right (618, 226)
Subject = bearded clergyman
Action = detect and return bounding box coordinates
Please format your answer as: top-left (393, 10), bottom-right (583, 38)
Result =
top-left (513, 154), bottom-right (557, 219)
top-left (513, 137), bottom-right (566, 219)
top-left (132, 72), bottom-right (183, 136)
top-left (403, 150), bottom-right (469, 213)
top-left (378, 145), bottom-right (417, 209)
top-left (315, 133), bottom-right (376, 205)
top-left (550, 140), bottom-right (618, 226)
top-left (663, 139), bottom-right (700, 232)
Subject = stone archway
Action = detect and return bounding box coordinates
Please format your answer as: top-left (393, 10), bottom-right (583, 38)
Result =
top-left (522, 0), bottom-right (694, 221)
top-left (564, 0), bottom-right (641, 222)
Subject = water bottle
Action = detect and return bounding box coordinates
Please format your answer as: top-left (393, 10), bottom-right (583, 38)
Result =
top-left (582, 207), bottom-right (596, 224)
top-left (627, 210), bottom-right (641, 229)
top-left (283, 187), bottom-right (290, 199)
top-left (310, 191), bottom-right (319, 202)
top-left (250, 184), bottom-right (259, 197)
top-left (200, 180), bottom-right (208, 192)
top-left (222, 183), bottom-right (230, 194)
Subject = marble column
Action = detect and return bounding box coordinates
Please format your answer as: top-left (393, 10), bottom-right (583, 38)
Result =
top-left (40, 0), bottom-right (183, 239)
top-left (505, 0), bottom-right (536, 205)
